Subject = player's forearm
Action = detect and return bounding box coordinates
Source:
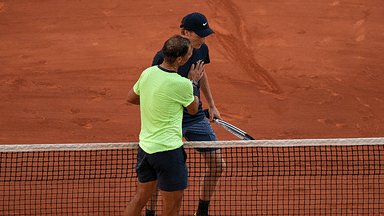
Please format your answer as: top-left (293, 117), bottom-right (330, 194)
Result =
top-left (186, 96), bottom-right (199, 115)
top-left (200, 73), bottom-right (215, 108)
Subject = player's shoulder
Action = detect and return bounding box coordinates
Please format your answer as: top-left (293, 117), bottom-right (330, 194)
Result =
top-left (200, 43), bottom-right (209, 50)
top-left (142, 65), bottom-right (160, 77)
top-left (169, 72), bottom-right (190, 84)
top-left (144, 65), bottom-right (159, 72)
top-left (176, 76), bottom-right (193, 91)
top-left (152, 50), bottom-right (164, 66)
top-left (155, 49), bottom-right (163, 57)
top-left (162, 74), bottom-right (191, 94)
top-left (193, 44), bottom-right (209, 57)
top-left (195, 43), bottom-right (209, 53)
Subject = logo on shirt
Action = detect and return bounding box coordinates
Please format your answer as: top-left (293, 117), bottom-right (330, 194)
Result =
top-left (203, 22), bottom-right (207, 26)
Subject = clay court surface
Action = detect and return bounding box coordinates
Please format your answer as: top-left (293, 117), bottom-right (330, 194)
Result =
top-left (1, 1), bottom-right (384, 215)
top-left (1, 0), bottom-right (384, 144)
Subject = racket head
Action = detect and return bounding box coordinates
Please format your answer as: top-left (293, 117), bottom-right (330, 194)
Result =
top-left (214, 118), bottom-right (255, 140)
top-left (204, 109), bottom-right (255, 140)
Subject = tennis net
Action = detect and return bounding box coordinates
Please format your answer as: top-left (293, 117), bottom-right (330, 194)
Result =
top-left (1, 138), bottom-right (383, 215)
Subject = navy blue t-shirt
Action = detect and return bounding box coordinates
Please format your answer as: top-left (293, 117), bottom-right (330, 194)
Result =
top-left (152, 43), bottom-right (210, 128)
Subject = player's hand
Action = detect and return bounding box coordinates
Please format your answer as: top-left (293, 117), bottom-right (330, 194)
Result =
top-left (208, 106), bottom-right (221, 122)
top-left (188, 60), bottom-right (205, 82)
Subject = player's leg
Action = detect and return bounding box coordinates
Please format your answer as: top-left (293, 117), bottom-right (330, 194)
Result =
top-left (161, 189), bottom-right (184, 216)
top-left (194, 148), bottom-right (225, 216)
top-left (149, 146), bottom-right (188, 215)
top-left (125, 146), bottom-right (158, 216)
top-left (199, 149), bottom-right (225, 201)
top-left (183, 118), bottom-right (226, 216)
top-left (145, 184), bottom-right (159, 216)
top-left (123, 180), bottom-right (157, 216)
top-left (145, 187), bottom-right (184, 216)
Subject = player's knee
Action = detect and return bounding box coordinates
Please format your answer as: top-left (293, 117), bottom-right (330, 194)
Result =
top-left (220, 160), bottom-right (226, 173)
top-left (208, 159), bottom-right (226, 176)
top-left (162, 190), bottom-right (183, 215)
top-left (217, 159), bottom-right (226, 175)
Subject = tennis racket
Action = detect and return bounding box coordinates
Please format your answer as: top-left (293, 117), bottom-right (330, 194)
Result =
top-left (204, 109), bottom-right (255, 140)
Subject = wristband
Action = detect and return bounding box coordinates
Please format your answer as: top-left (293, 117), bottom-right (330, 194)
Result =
top-left (191, 80), bottom-right (198, 87)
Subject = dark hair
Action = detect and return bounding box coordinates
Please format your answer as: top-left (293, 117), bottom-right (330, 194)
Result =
top-left (162, 35), bottom-right (190, 64)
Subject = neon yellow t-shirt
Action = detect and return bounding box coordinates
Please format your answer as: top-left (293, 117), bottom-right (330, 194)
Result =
top-left (133, 66), bottom-right (194, 154)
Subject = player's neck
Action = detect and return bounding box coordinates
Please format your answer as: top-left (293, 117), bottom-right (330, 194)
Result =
top-left (160, 62), bottom-right (178, 72)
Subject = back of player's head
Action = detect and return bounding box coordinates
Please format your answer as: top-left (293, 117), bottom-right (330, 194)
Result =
top-left (162, 35), bottom-right (191, 64)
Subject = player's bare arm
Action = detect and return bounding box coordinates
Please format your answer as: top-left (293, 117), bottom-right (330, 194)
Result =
top-left (186, 96), bottom-right (199, 115)
top-left (126, 89), bottom-right (140, 105)
top-left (200, 72), bottom-right (221, 121)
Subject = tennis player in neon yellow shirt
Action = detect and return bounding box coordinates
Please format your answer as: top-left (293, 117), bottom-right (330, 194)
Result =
top-left (124, 35), bottom-right (204, 216)
top-left (133, 64), bottom-right (193, 154)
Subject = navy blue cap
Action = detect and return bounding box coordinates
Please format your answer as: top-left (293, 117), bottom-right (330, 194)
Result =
top-left (180, 12), bottom-right (214, 37)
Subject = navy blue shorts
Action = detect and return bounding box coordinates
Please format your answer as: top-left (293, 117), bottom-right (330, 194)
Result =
top-left (183, 118), bottom-right (220, 152)
top-left (136, 146), bottom-right (188, 192)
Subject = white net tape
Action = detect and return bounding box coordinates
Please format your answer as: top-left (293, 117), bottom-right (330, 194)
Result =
top-left (1, 137), bottom-right (384, 152)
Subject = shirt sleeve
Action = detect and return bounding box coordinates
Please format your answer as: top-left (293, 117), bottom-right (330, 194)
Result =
top-left (133, 69), bottom-right (147, 95)
top-left (133, 79), bottom-right (140, 95)
top-left (174, 79), bottom-right (194, 108)
top-left (183, 83), bottom-right (195, 108)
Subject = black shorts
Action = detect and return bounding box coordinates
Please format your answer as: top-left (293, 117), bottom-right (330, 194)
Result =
top-left (136, 146), bottom-right (188, 192)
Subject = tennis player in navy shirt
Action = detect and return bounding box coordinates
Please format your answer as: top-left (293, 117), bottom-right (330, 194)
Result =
top-left (147, 12), bottom-right (226, 216)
